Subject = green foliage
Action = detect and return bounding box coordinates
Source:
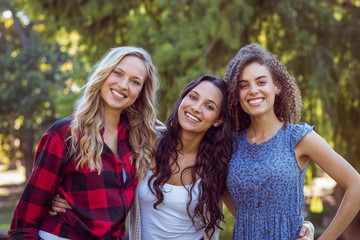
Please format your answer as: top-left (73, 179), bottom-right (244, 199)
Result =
top-left (1, 0), bottom-right (360, 235)
top-left (220, 205), bottom-right (235, 239)
top-left (14, 0), bottom-right (143, 63)
top-left (17, 1), bottom-right (360, 159)
top-left (0, 33), bottom-right (71, 131)
top-left (0, 4), bottom-right (76, 174)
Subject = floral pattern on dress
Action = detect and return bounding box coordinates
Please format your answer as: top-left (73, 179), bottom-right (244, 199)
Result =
top-left (227, 123), bottom-right (314, 240)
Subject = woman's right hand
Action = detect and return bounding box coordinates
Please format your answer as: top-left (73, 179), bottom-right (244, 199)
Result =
top-left (49, 194), bottom-right (72, 216)
top-left (296, 221), bottom-right (315, 240)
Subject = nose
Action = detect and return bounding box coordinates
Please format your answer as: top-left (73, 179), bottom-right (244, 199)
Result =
top-left (118, 78), bottom-right (129, 90)
top-left (191, 101), bottom-right (202, 113)
top-left (249, 83), bottom-right (258, 95)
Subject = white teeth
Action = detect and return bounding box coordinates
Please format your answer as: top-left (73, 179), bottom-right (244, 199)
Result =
top-left (112, 90), bottom-right (124, 99)
top-left (249, 98), bottom-right (263, 104)
top-left (185, 113), bottom-right (200, 122)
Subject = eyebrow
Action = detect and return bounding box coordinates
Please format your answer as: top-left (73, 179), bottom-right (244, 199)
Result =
top-left (239, 75), bottom-right (267, 82)
top-left (191, 90), bottom-right (219, 108)
top-left (255, 75), bottom-right (267, 80)
top-left (114, 67), bottom-right (143, 80)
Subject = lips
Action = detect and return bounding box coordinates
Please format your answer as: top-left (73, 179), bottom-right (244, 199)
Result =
top-left (248, 98), bottom-right (264, 105)
top-left (185, 112), bottom-right (201, 122)
top-left (111, 89), bottom-right (125, 99)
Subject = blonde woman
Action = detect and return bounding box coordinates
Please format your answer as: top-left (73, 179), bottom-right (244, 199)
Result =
top-left (9, 46), bottom-right (158, 240)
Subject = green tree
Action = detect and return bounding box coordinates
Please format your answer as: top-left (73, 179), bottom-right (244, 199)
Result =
top-left (13, 0), bottom-right (360, 170)
top-left (0, 2), bottom-right (74, 178)
top-left (3, 0), bottom-right (360, 237)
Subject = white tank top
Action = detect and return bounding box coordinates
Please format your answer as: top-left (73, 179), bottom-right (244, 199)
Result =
top-left (138, 170), bottom-right (203, 240)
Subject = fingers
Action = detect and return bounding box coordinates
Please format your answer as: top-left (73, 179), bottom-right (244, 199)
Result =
top-left (53, 194), bottom-right (71, 209)
top-left (299, 224), bottom-right (307, 237)
top-left (301, 220), bottom-right (314, 240)
top-left (50, 194), bottom-right (72, 215)
top-left (49, 210), bottom-right (57, 216)
top-left (54, 194), bottom-right (71, 207)
top-left (52, 200), bottom-right (71, 209)
top-left (51, 205), bottom-right (67, 213)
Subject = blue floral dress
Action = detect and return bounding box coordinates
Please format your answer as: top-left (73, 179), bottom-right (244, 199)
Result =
top-left (227, 123), bottom-right (314, 240)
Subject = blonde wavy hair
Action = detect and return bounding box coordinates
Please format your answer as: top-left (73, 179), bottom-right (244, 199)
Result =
top-left (69, 46), bottom-right (158, 177)
top-left (224, 44), bottom-right (302, 131)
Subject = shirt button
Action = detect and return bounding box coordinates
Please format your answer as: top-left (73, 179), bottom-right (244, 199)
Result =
top-left (118, 163), bottom-right (121, 166)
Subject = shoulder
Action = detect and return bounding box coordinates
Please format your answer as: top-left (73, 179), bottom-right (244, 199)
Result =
top-left (36, 117), bottom-right (73, 158)
top-left (155, 125), bottom-right (166, 134)
top-left (48, 116), bottom-right (72, 131)
top-left (285, 122), bottom-right (315, 139)
top-left (155, 122), bottom-right (166, 138)
top-left (154, 119), bottom-right (166, 138)
top-left (285, 123), bottom-right (315, 148)
top-left (44, 116), bottom-right (73, 140)
top-left (285, 122), bottom-right (314, 134)
top-left (154, 125), bottom-right (166, 151)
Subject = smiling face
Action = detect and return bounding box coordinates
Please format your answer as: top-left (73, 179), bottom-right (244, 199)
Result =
top-left (238, 62), bottom-right (280, 118)
top-left (100, 55), bottom-right (147, 115)
top-left (177, 81), bottom-right (223, 136)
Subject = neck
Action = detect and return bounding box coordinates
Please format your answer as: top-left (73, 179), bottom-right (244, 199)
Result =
top-left (247, 113), bottom-right (283, 143)
top-left (103, 108), bottom-right (122, 130)
top-left (177, 130), bottom-right (203, 155)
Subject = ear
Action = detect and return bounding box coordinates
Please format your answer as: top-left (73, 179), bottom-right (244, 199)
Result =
top-left (275, 84), bottom-right (281, 95)
top-left (213, 117), bottom-right (224, 128)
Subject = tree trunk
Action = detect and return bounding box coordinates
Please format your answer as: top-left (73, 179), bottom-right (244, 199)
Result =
top-left (21, 127), bottom-right (35, 181)
top-left (8, 129), bottom-right (18, 170)
top-left (11, 9), bottom-right (30, 49)
top-left (11, 7), bottom-right (33, 180)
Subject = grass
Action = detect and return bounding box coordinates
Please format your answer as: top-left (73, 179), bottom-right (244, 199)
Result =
top-left (0, 205), bottom-right (15, 229)
top-left (0, 164), bottom-right (24, 232)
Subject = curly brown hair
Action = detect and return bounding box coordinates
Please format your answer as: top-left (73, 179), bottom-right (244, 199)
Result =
top-left (224, 44), bottom-right (302, 131)
top-left (149, 75), bottom-right (234, 238)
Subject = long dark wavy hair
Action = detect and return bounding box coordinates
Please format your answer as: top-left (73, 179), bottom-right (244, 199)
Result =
top-left (224, 44), bottom-right (302, 131)
top-left (149, 75), bottom-right (234, 238)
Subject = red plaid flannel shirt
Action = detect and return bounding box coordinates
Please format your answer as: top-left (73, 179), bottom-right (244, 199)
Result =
top-left (9, 114), bottom-right (138, 239)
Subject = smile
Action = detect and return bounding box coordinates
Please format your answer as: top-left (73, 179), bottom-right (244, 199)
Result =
top-left (111, 89), bottom-right (125, 99)
top-left (185, 112), bottom-right (200, 122)
top-left (248, 98), bottom-right (264, 104)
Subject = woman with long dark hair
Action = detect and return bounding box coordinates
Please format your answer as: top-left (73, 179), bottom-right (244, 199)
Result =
top-left (134, 75), bottom-right (233, 239)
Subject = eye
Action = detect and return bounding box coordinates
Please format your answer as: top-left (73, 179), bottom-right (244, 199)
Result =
top-left (113, 70), bottom-right (122, 77)
top-left (188, 94), bottom-right (197, 101)
top-left (131, 79), bottom-right (141, 86)
top-left (239, 83), bottom-right (248, 90)
top-left (258, 80), bottom-right (266, 85)
top-left (205, 104), bottom-right (215, 111)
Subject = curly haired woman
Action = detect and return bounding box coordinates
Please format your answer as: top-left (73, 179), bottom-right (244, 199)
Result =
top-left (224, 43), bottom-right (360, 240)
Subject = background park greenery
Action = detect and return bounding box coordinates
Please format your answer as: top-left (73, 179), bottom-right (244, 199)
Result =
top-left (1, 0), bottom-right (360, 238)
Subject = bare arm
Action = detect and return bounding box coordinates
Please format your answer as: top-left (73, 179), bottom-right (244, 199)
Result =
top-left (295, 131), bottom-right (360, 240)
top-left (222, 189), bottom-right (236, 217)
